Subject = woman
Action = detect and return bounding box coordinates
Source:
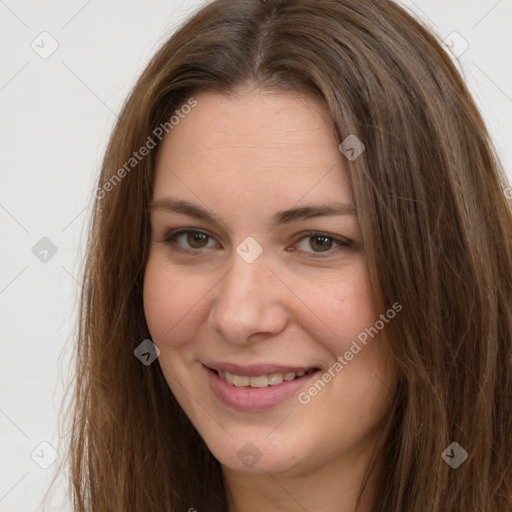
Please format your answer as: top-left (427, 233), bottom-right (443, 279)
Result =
top-left (67, 0), bottom-right (512, 510)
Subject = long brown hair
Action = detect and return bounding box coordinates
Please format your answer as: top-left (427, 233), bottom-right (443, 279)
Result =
top-left (66, 0), bottom-right (512, 510)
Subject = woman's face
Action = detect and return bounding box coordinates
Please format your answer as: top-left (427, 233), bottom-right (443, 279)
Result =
top-left (143, 87), bottom-right (396, 476)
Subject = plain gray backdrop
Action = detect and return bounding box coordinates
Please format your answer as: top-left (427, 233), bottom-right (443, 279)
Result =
top-left (1, 1), bottom-right (511, 510)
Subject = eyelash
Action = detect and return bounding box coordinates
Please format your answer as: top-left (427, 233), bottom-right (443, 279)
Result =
top-left (160, 228), bottom-right (353, 257)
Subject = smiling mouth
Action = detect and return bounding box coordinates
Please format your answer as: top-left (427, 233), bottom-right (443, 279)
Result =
top-left (210, 368), bottom-right (319, 388)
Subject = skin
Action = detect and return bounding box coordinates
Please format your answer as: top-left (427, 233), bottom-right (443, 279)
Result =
top-left (143, 86), bottom-right (397, 512)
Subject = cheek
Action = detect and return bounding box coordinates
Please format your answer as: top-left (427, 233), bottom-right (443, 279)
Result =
top-left (144, 250), bottom-right (379, 362)
top-left (143, 255), bottom-right (210, 347)
top-left (293, 262), bottom-right (378, 356)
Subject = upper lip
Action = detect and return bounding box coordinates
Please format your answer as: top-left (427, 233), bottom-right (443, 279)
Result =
top-left (203, 362), bottom-right (319, 376)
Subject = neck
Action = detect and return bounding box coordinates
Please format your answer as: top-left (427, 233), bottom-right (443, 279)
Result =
top-left (222, 443), bottom-right (380, 512)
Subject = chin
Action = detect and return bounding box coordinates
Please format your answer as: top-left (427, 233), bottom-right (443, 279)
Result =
top-left (204, 432), bottom-right (311, 476)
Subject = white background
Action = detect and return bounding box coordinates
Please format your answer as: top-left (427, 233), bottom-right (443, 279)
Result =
top-left (1, 1), bottom-right (511, 510)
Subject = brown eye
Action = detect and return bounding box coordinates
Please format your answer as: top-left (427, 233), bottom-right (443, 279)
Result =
top-left (162, 229), bottom-right (218, 252)
top-left (186, 232), bottom-right (210, 248)
top-left (309, 235), bottom-right (333, 252)
top-left (294, 232), bottom-right (352, 255)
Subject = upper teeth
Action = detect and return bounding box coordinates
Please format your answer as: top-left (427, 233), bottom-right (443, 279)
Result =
top-left (218, 370), bottom-right (312, 388)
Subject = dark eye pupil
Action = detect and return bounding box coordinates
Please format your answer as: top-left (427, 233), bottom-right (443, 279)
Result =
top-left (187, 232), bottom-right (208, 248)
top-left (310, 236), bottom-right (332, 252)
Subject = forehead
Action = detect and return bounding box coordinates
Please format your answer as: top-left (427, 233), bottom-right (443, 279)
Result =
top-left (153, 88), bottom-right (352, 211)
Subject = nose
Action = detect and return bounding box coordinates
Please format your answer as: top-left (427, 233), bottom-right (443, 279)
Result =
top-left (207, 251), bottom-right (289, 345)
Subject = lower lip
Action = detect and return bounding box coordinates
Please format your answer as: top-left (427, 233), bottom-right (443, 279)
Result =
top-left (205, 365), bottom-right (320, 412)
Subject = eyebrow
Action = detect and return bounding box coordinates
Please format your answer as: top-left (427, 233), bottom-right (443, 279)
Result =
top-left (149, 197), bottom-right (356, 228)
